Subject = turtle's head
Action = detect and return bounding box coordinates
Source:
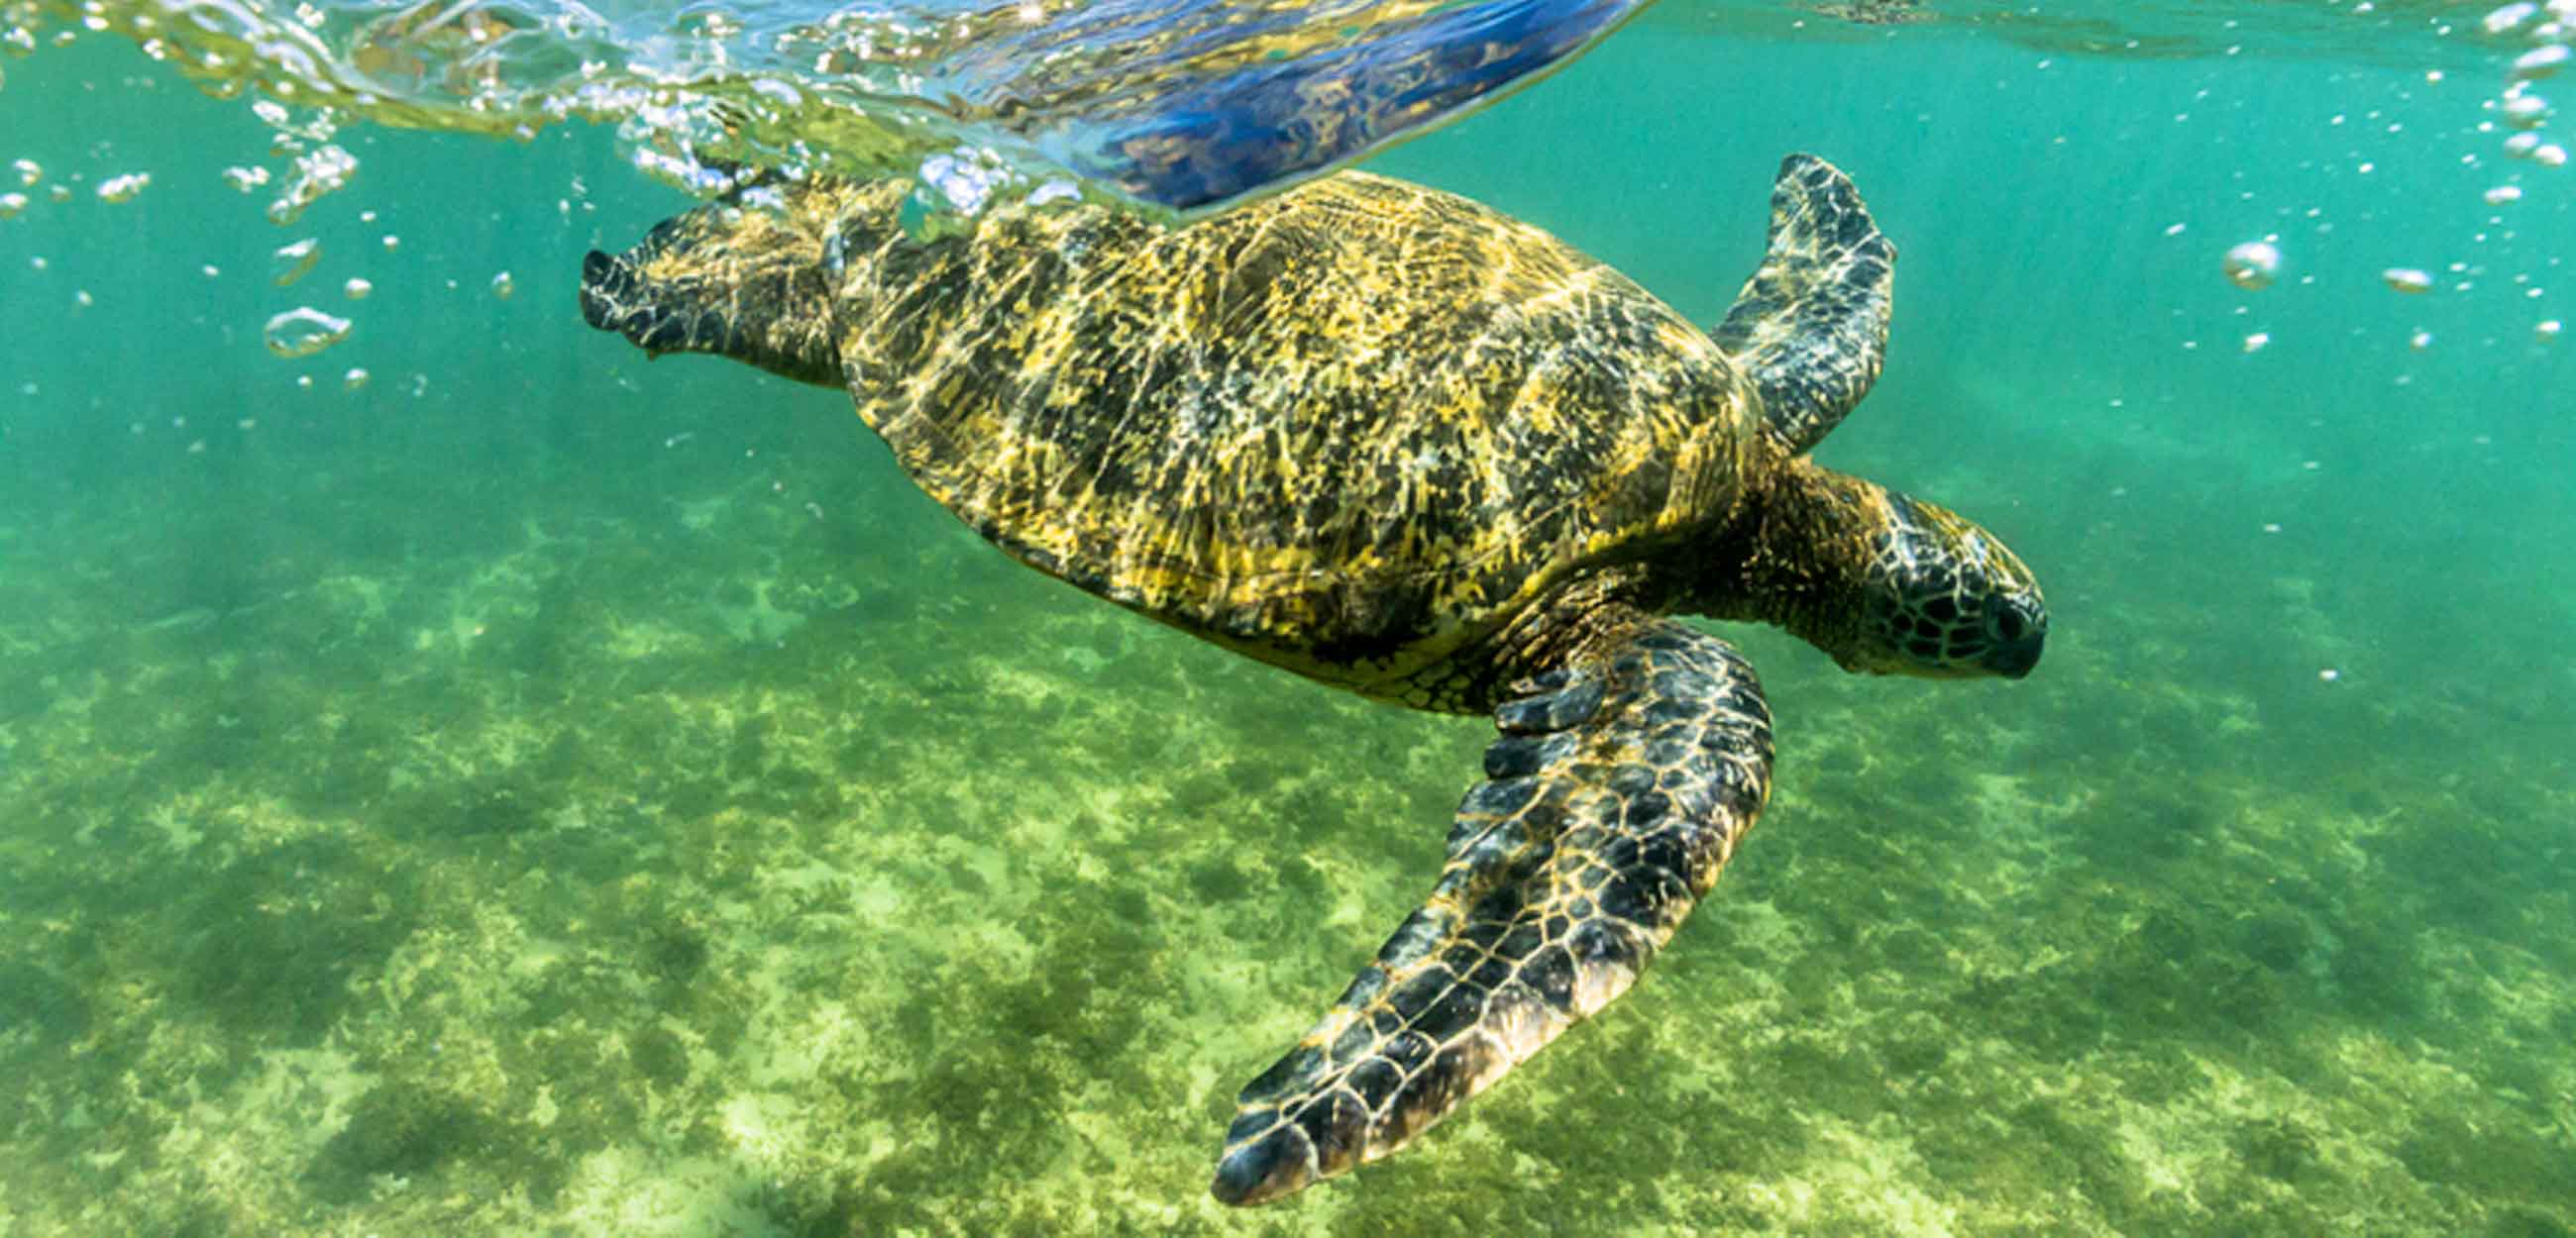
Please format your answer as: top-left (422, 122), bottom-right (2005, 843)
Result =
top-left (582, 172), bottom-right (897, 389)
top-left (1719, 459), bottom-right (2047, 679)
top-left (1845, 490), bottom-right (2048, 678)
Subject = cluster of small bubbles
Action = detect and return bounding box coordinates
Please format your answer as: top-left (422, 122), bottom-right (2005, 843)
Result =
top-left (221, 165), bottom-right (269, 193)
top-left (262, 306), bottom-right (352, 358)
top-left (93, 171), bottom-right (149, 202)
top-left (2476, 1), bottom-right (2576, 182)
top-left (10, 157), bottom-right (37, 186)
top-left (554, 172), bottom-right (596, 221)
top-left (343, 276), bottom-right (372, 299)
top-left (489, 270), bottom-right (514, 299)
top-left (628, 146), bottom-right (740, 197)
top-left (250, 97), bottom-right (340, 146)
top-left (271, 237), bottom-right (320, 285)
top-left (265, 144), bottom-right (358, 225)
top-left (2383, 266), bottom-right (2435, 293)
top-left (2223, 239), bottom-right (2283, 290)
top-left (918, 147), bottom-right (1017, 217)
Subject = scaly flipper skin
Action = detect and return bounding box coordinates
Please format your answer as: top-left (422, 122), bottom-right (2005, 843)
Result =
top-left (1212, 614), bottom-right (1772, 1205)
top-left (1709, 155), bottom-right (1895, 455)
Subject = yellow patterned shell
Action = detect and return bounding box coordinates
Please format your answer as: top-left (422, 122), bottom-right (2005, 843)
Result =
top-left (591, 172), bottom-right (1776, 700)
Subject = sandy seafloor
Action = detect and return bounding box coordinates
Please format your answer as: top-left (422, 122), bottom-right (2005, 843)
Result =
top-left (3, 8), bottom-right (2574, 1236)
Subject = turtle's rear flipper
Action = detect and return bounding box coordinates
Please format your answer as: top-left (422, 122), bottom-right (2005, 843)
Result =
top-left (580, 177), bottom-right (885, 387)
top-left (1709, 154), bottom-right (1895, 455)
top-left (1211, 617), bottom-right (1774, 1205)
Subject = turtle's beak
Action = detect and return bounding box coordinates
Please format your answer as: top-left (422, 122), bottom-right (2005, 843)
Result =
top-left (1983, 631), bottom-right (2044, 678)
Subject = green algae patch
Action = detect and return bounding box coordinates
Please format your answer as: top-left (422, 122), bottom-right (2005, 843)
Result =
top-left (1, 398), bottom-right (2572, 1238)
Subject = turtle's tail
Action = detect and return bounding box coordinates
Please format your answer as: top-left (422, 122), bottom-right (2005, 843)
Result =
top-left (580, 176), bottom-right (871, 388)
top-left (1709, 155), bottom-right (1895, 455)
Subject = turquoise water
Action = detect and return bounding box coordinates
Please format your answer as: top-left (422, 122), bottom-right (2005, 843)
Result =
top-left (4, 5), bottom-right (2573, 1235)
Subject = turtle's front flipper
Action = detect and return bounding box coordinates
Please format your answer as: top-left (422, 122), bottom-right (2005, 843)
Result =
top-left (1709, 154), bottom-right (1894, 455)
top-left (1212, 617), bottom-right (1773, 1205)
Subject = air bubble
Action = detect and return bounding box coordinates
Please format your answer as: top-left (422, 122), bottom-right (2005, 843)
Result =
top-left (2540, 319), bottom-right (2565, 341)
top-left (344, 276), bottom-right (373, 299)
top-left (2537, 143), bottom-right (2570, 165)
top-left (2487, 1), bottom-right (2541, 33)
top-left (263, 306), bottom-right (352, 358)
top-left (2513, 44), bottom-right (2572, 79)
top-left (343, 366), bottom-right (371, 390)
top-left (10, 157), bottom-right (37, 186)
top-left (2486, 184), bottom-right (2526, 203)
top-left (271, 238), bottom-right (320, 285)
top-left (489, 270), bottom-right (513, 299)
top-left (2502, 92), bottom-right (2552, 127)
top-left (2223, 240), bottom-right (2283, 290)
top-left (2382, 267), bottom-right (2435, 293)
top-left (94, 172), bottom-right (150, 203)
top-left (0, 192), bottom-right (23, 219)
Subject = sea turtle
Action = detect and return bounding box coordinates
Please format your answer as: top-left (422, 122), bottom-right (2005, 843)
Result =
top-left (580, 153), bottom-right (2047, 1204)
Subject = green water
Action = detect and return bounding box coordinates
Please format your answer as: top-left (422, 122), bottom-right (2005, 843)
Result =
top-left (3, 8), bottom-right (2573, 1236)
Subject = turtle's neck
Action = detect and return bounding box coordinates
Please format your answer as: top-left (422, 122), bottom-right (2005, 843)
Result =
top-left (1691, 453), bottom-right (1881, 670)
